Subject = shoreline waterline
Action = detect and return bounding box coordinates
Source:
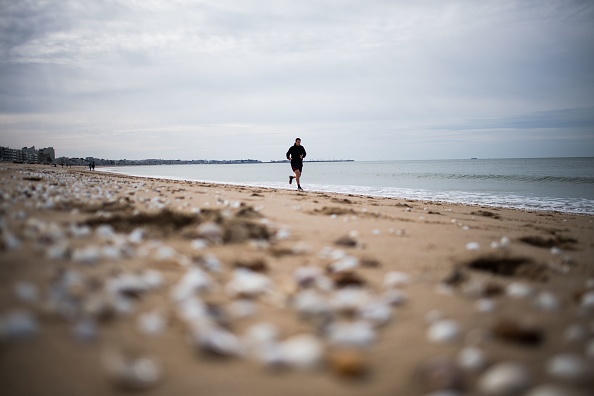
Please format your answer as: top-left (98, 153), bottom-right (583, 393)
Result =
top-left (96, 166), bottom-right (594, 216)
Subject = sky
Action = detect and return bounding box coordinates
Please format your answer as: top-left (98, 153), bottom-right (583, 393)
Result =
top-left (1, 0), bottom-right (593, 161)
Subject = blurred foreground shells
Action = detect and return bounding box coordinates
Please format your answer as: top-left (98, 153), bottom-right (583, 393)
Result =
top-left (102, 348), bottom-right (163, 391)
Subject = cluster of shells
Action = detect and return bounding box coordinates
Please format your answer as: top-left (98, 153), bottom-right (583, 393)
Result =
top-left (1, 167), bottom-right (593, 395)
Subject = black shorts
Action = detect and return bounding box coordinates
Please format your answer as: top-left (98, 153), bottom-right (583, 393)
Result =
top-left (291, 162), bottom-right (303, 172)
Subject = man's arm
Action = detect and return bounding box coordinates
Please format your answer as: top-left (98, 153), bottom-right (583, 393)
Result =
top-left (286, 147), bottom-right (292, 160)
top-left (302, 147), bottom-right (306, 159)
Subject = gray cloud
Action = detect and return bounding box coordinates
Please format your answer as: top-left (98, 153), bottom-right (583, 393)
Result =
top-left (1, 0), bottom-right (593, 160)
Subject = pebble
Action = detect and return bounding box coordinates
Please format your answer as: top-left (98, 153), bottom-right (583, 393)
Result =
top-left (477, 362), bottom-right (532, 396)
top-left (427, 320), bottom-right (461, 344)
top-left (328, 349), bottom-right (369, 378)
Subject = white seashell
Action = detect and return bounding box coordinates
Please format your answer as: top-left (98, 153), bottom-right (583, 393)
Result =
top-left (137, 311), bottom-right (166, 336)
top-left (329, 255), bottom-right (360, 273)
top-left (101, 246), bottom-right (122, 260)
top-left (141, 270), bottom-right (164, 290)
top-left (427, 320), bottom-right (461, 344)
top-left (96, 224), bottom-right (116, 240)
top-left (546, 353), bottom-right (590, 381)
top-left (14, 281), bottom-right (38, 303)
top-left (465, 242), bottom-right (480, 251)
top-left (326, 320), bottom-right (376, 347)
top-left (383, 271), bottom-right (411, 289)
top-left (533, 291), bottom-right (561, 311)
top-left (0, 310), bottom-right (39, 340)
top-left (46, 243), bottom-right (70, 260)
top-left (293, 290), bottom-right (331, 318)
top-left (175, 297), bottom-right (207, 322)
top-left (102, 348), bottom-right (163, 390)
top-left (226, 269), bottom-right (272, 298)
top-left (196, 222), bottom-right (223, 243)
top-left (69, 224), bottom-right (92, 238)
top-left (155, 245), bottom-right (177, 260)
top-left (201, 254), bottom-right (223, 272)
top-left (127, 228), bottom-right (145, 244)
top-left (525, 383), bottom-right (588, 396)
top-left (278, 334), bottom-right (324, 369)
top-left (506, 282), bottom-right (533, 298)
top-left (171, 268), bottom-right (214, 301)
top-left (359, 301), bottom-right (393, 327)
top-left (383, 289), bottom-right (408, 306)
top-left (191, 323), bottom-right (244, 357)
top-left (72, 246), bottom-right (101, 264)
top-left (244, 322), bottom-right (280, 346)
top-left (191, 239), bottom-right (208, 250)
top-left (477, 362), bottom-right (532, 396)
top-left (500, 236), bottom-right (511, 248)
top-left (581, 291), bottom-right (594, 308)
top-left (330, 287), bottom-right (371, 313)
top-left (476, 298), bottom-right (496, 313)
top-left (456, 346), bottom-right (487, 372)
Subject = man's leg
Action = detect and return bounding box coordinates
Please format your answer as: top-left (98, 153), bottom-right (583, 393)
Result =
top-left (295, 169), bottom-right (301, 187)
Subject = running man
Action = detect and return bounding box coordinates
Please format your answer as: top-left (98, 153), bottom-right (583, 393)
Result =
top-left (286, 137), bottom-right (306, 191)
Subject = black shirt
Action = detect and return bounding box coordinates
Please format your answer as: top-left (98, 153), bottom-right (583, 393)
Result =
top-left (286, 145), bottom-right (306, 163)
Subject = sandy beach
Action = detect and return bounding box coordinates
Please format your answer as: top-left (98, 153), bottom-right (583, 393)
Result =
top-left (0, 163), bottom-right (593, 396)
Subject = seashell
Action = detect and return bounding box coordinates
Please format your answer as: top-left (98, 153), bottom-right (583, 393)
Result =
top-left (191, 323), bottom-right (244, 357)
top-left (72, 246), bottom-right (102, 264)
top-left (383, 271), bottom-right (411, 289)
top-left (533, 291), bottom-right (561, 311)
top-left (46, 243), bottom-right (70, 260)
top-left (175, 297), bottom-right (207, 322)
top-left (201, 254), bottom-right (222, 272)
top-left (107, 273), bottom-right (148, 298)
top-left (127, 228), bottom-right (145, 244)
top-left (293, 289), bottom-right (331, 318)
top-left (14, 281), bottom-right (38, 303)
top-left (96, 224), bottom-right (116, 240)
top-left (278, 334), bottom-right (324, 369)
top-left (525, 383), bottom-right (588, 396)
top-left (191, 239), bottom-right (208, 250)
top-left (102, 348), bottom-right (163, 390)
top-left (101, 245), bottom-right (122, 260)
top-left (580, 291), bottom-right (594, 308)
top-left (326, 320), bottom-right (376, 348)
top-left (546, 353), bottom-right (590, 382)
top-left (171, 268), bottom-right (214, 301)
top-left (383, 289), bottom-right (408, 306)
top-left (456, 346), bottom-right (487, 372)
top-left (294, 266), bottom-right (323, 288)
top-left (359, 301), bottom-right (392, 327)
top-left (69, 224), bottom-right (92, 238)
top-left (226, 269), bottom-right (272, 298)
top-left (427, 320), bottom-right (461, 344)
top-left (329, 287), bottom-right (371, 314)
top-left (141, 269), bottom-right (164, 290)
top-left (328, 349), bottom-right (369, 378)
top-left (137, 311), bottom-right (167, 336)
top-left (0, 310), bottom-right (39, 341)
top-left (154, 245), bottom-right (177, 260)
top-left (329, 255), bottom-right (360, 273)
top-left (418, 356), bottom-right (464, 392)
top-left (506, 282), bottom-right (533, 298)
top-left (477, 362), bottom-right (532, 396)
top-left (275, 228), bottom-right (291, 240)
top-left (465, 242), bottom-right (480, 251)
top-left (197, 222), bottom-right (223, 243)
top-left (244, 322), bottom-right (280, 346)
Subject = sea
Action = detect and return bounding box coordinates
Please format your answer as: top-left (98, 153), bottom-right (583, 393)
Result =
top-left (100, 157), bottom-right (594, 215)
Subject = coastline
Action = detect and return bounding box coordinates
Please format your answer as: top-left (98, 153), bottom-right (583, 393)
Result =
top-left (1, 163), bottom-right (593, 395)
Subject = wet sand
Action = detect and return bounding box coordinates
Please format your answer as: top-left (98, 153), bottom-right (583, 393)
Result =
top-left (0, 163), bottom-right (593, 395)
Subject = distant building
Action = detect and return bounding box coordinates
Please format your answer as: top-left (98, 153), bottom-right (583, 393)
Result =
top-left (38, 147), bottom-right (55, 163)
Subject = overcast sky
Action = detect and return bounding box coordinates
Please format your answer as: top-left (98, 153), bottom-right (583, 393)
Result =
top-left (1, 0), bottom-right (593, 161)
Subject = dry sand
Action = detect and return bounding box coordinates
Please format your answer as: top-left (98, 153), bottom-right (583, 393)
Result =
top-left (0, 163), bottom-right (593, 396)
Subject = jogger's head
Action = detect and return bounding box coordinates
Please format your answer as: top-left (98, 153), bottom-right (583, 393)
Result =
top-left (295, 138), bottom-right (301, 145)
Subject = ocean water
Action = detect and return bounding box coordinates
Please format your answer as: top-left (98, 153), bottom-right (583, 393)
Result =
top-left (100, 157), bottom-right (594, 215)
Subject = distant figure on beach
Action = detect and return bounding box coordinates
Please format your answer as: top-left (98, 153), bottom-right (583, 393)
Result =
top-left (286, 137), bottom-right (306, 191)
top-left (89, 161), bottom-right (95, 171)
